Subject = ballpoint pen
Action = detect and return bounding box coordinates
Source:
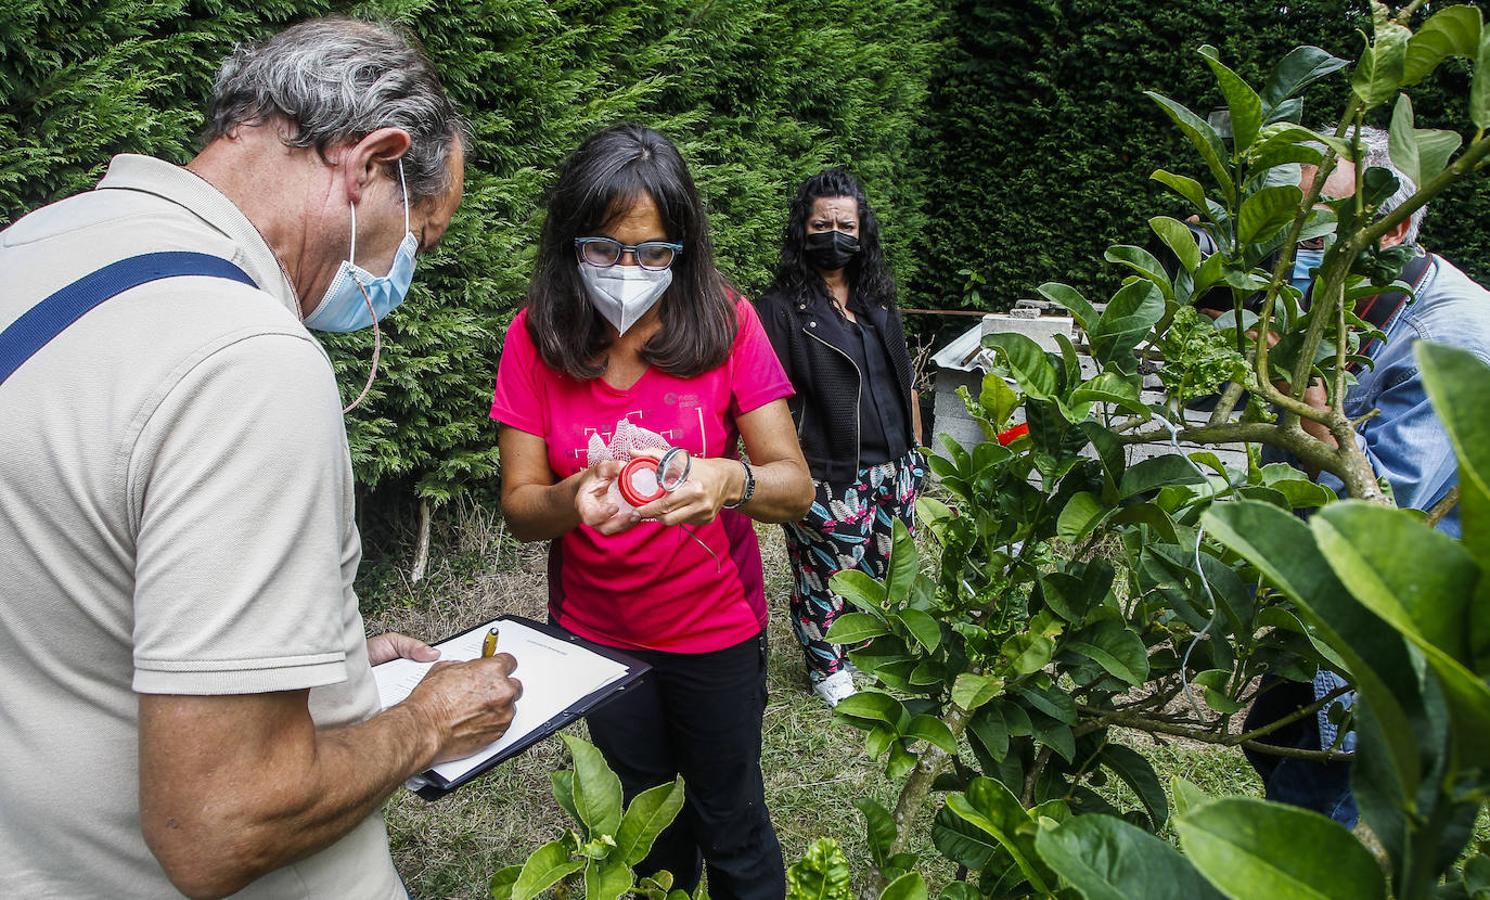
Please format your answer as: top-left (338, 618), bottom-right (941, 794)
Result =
top-left (481, 626), bottom-right (500, 658)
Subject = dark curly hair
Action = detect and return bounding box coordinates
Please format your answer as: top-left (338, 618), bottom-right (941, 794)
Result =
top-left (526, 124), bottom-right (736, 381)
top-left (771, 168), bottom-right (896, 314)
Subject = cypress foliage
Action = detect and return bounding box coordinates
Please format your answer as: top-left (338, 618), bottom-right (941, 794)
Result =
top-left (916, 0), bottom-right (1490, 310)
top-left (0, 0), bottom-right (946, 504)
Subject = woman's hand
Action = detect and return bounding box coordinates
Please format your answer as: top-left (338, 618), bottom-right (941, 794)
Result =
top-left (575, 460), bottom-right (639, 534)
top-left (632, 451), bottom-right (742, 526)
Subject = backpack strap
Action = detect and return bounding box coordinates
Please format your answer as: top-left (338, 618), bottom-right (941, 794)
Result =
top-left (0, 251), bottom-right (256, 388)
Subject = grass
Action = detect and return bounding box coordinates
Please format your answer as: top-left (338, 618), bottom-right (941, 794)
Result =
top-left (358, 502), bottom-right (1273, 898)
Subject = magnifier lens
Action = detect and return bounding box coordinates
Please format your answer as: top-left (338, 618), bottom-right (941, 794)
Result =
top-left (658, 448), bottom-right (691, 492)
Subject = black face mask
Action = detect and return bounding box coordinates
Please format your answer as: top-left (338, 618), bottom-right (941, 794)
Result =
top-left (804, 230), bottom-right (861, 271)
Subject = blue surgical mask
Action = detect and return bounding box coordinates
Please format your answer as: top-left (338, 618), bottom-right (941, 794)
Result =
top-left (1291, 248), bottom-right (1325, 296)
top-left (304, 161), bottom-right (417, 333)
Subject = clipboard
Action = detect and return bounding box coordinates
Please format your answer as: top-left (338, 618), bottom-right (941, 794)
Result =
top-left (373, 615), bottom-right (650, 801)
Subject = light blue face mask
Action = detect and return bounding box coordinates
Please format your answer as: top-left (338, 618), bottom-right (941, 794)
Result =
top-left (304, 161), bottom-right (418, 333)
top-left (1291, 248), bottom-right (1326, 296)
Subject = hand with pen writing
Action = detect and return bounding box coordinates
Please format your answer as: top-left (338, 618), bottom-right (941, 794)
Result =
top-left (402, 643), bottom-right (524, 763)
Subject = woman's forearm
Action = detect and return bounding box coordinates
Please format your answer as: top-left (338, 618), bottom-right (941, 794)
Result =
top-left (501, 472), bottom-right (585, 541)
top-left (740, 457), bottom-right (813, 523)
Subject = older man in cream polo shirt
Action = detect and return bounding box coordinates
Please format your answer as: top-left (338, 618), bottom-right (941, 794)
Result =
top-left (0, 19), bottom-right (521, 899)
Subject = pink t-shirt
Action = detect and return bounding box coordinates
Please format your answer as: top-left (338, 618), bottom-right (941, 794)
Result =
top-left (489, 298), bottom-right (794, 653)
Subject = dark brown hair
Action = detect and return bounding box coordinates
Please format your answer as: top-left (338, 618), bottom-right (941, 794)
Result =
top-left (525, 124), bottom-right (736, 380)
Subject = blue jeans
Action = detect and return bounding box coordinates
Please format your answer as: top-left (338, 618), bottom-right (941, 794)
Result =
top-left (1242, 676), bottom-right (1358, 828)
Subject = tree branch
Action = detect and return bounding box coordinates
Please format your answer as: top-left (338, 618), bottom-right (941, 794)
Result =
top-left (1426, 486), bottom-right (1460, 529)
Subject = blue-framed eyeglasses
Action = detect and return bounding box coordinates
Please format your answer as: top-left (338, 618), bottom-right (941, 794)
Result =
top-left (575, 237), bottom-right (684, 271)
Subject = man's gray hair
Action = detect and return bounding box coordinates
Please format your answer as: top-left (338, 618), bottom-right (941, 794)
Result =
top-left (1337, 123), bottom-right (1425, 246)
top-left (204, 18), bottom-right (469, 206)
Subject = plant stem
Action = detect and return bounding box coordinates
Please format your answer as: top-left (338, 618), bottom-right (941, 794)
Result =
top-left (1077, 703), bottom-right (1356, 763)
top-left (884, 704), bottom-right (971, 864)
top-left (1425, 486), bottom-right (1460, 529)
top-left (1022, 745), bottom-right (1054, 807)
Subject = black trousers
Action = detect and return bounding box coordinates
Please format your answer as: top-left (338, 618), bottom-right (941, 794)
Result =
top-left (579, 628), bottom-right (786, 899)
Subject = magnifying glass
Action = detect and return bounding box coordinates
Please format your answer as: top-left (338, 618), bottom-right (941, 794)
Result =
top-left (617, 447), bottom-right (692, 508)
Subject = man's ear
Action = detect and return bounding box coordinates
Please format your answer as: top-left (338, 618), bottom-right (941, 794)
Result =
top-left (1380, 214), bottom-right (1413, 250)
top-left (336, 128), bottom-right (413, 206)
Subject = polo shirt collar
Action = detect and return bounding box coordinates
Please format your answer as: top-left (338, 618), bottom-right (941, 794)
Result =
top-left (95, 154), bottom-right (300, 318)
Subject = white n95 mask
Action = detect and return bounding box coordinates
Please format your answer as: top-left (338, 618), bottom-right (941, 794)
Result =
top-left (578, 263), bottom-right (672, 335)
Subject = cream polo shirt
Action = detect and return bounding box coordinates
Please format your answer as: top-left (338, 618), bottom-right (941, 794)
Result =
top-left (0, 156), bottom-right (405, 899)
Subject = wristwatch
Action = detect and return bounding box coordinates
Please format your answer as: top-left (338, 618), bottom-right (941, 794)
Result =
top-left (723, 458), bottom-right (756, 509)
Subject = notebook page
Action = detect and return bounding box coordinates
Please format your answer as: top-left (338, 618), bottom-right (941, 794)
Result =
top-left (372, 618), bottom-right (630, 783)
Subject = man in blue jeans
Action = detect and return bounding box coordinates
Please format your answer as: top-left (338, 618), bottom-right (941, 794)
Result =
top-left (1243, 125), bottom-right (1490, 826)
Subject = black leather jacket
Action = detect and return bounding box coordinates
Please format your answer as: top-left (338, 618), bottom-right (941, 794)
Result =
top-left (756, 285), bottom-right (915, 487)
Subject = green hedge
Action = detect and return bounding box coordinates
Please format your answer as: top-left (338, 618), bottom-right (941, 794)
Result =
top-left (915, 0), bottom-right (1490, 311)
top-left (0, 0), bottom-right (945, 503)
top-left (7, 1), bottom-right (1486, 507)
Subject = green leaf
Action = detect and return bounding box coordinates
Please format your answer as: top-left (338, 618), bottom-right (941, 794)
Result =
top-left (898, 608), bottom-right (942, 653)
top-left (1312, 502), bottom-right (1490, 754)
top-left (1261, 46), bottom-right (1350, 108)
top-left (933, 803), bottom-right (1006, 871)
top-left (1403, 5), bottom-right (1483, 85)
top-left (1145, 91), bottom-right (1235, 205)
top-left (1100, 745), bottom-right (1168, 829)
top-left (1029, 712), bottom-right (1075, 763)
top-left (1039, 282), bottom-right (1098, 332)
top-left (1475, 24), bottom-right (1490, 129)
top-left (490, 865), bottom-right (522, 900)
top-left (1202, 501), bottom-right (1422, 822)
top-left (829, 570), bottom-right (887, 621)
top-left (1016, 684), bottom-right (1077, 725)
top-left (785, 838), bottom-right (853, 900)
top-left (1120, 455), bottom-right (1207, 499)
top-left (1057, 491), bottom-right (1108, 543)
top-left (615, 778), bottom-right (685, 866)
top-left (905, 714), bottom-right (958, 754)
top-left (979, 372), bottom-right (1020, 428)
top-left (879, 872), bottom-right (927, 900)
top-left (551, 771), bottom-right (581, 828)
top-left (968, 705), bottom-right (1010, 762)
top-left (562, 735), bottom-right (623, 839)
top-left (952, 673), bottom-right (1006, 712)
top-left (1150, 216), bottom-right (1202, 272)
top-left (1389, 94), bottom-right (1463, 189)
top-left (855, 798), bottom-right (896, 871)
top-left (584, 859), bottom-right (635, 900)
top-left (1178, 798), bottom-right (1386, 899)
top-left (885, 518), bottom-right (919, 603)
top-left (1067, 619), bottom-right (1150, 686)
top-left (1171, 777), bottom-right (1214, 818)
top-left (825, 613), bottom-right (890, 645)
top-left (1192, 669), bottom-right (1244, 713)
top-left (1089, 280), bottom-right (1164, 371)
top-left (513, 839), bottom-right (583, 900)
top-left (1199, 45), bottom-right (1263, 152)
top-left (946, 777), bottom-right (1054, 892)
top-left (1105, 245), bottom-right (1173, 300)
top-left (1237, 185), bottom-right (1304, 244)
top-left (836, 690), bottom-right (909, 730)
top-left (1352, 18), bottom-right (1411, 108)
top-left (984, 331), bottom-right (1058, 400)
top-left (1035, 814), bottom-right (1224, 900)
top-left (1070, 372), bottom-right (1149, 419)
top-left (1151, 169), bottom-right (1211, 216)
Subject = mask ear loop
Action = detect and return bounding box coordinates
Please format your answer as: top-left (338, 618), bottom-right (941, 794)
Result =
top-left (341, 160), bottom-right (406, 415)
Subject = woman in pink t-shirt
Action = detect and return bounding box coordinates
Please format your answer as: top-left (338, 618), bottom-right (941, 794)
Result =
top-left (490, 124), bottom-right (811, 898)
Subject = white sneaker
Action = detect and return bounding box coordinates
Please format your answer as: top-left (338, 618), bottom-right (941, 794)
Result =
top-left (812, 669), bottom-right (859, 707)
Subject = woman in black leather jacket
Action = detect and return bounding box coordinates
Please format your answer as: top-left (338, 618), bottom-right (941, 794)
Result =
top-left (756, 168), bottom-right (925, 707)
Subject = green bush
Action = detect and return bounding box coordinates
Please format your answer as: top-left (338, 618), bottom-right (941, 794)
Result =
top-left (916, 0), bottom-right (1490, 310)
top-left (0, 0), bottom-right (946, 503)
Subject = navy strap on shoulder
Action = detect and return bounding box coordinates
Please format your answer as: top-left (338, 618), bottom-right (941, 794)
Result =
top-left (0, 251), bottom-right (256, 388)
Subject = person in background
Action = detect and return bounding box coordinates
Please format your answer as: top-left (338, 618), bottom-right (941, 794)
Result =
top-left (0, 19), bottom-right (522, 899)
top-left (490, 123), bottom-right (812, 899)
top-left (756, 168), bottom-right (926, 708)
top-left (1244, 124), bottom-right (1490, 827)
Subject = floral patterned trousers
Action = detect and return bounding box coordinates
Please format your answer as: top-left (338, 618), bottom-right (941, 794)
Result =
top-left (781, 449), bottom-right (925, 682)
